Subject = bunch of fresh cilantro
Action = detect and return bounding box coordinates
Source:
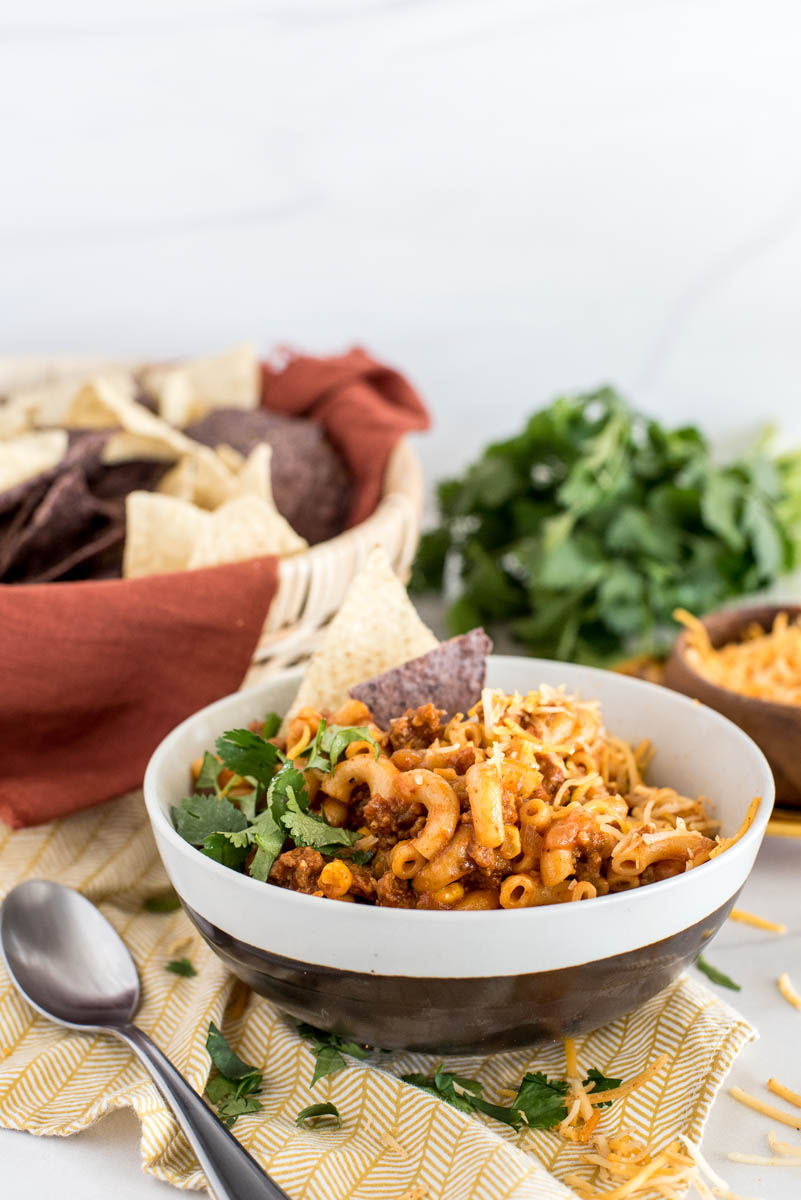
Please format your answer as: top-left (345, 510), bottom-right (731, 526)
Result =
top-left (172, 716), bottom-right (379, 882)
top-left (412, 388), bottom-right (801, 664)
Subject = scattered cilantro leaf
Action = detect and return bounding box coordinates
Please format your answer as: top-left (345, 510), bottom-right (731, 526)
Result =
top-left (402, 1064), bottom-right (617, 1131)
top-left (166, 957), bottom-right (197, 977)
top-left (295, 1101), bottom-right (342, 1129)
top-left (281, 796), bottom-right (359, 853)
top-left (215, 729), bottom-right (280, 788)
top-left (143, 890), bottom-right (181, 913)
top-left (696, 955), bottom-right (741, 991)
top-left (204, 1023), bottom-right (263, 1126)
top-left (584, 1068), bottom-right (622, 1107)
top-left (206, 1022), bottom-right (262, 1088)
top-left (172, 793), bottom-right (248, 846)
top-left (268, 766), bottom-right (310, 821)
top-left (349, 848), bottom-right (374, 866)
top-left (261, 712), bottom-right (281, 739)
top-left (297, 1023), bottom-right (370, 1086)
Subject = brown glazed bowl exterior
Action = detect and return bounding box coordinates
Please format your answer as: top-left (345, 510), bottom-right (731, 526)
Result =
top-left (144, 657), bottom-right (774, 1053)
top-left (665, 604), bottom-right (801, 808)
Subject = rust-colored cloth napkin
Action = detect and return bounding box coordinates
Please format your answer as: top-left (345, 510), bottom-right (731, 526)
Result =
top-left (0, 348), bottom-right (428, 830)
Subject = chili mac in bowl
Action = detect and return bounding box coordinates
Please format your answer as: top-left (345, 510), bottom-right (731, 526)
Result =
top-left (144, 656), bottom-right (773, 1052)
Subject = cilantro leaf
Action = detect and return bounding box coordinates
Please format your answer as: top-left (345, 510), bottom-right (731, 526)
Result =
top-left (511, 1071), bottom-right (570, 1129)
top-left (166, 957), bottom-right (197, 977)
top-left (143, 890), bottom-right (181, 913)
top-left (261, 712), bottom-right (281, 739)
top-left (204, 1023), bottom-right (263, 1127)
top-left (296, 1101), bottom-right (342, 1129)
top-left (281, 796), bottom-right (359, 853)
top-left (584, 1068), bottom-right (622, 1107)
top-left (696, 955), bottom-right (741, 991)
top-left (215, 729), bottom-right (280, 787)
top-left (297, 1023), bottom-right (370, 1086)
top-left (319, 725), bottom-right (380, 768)
top-left (195, 751), bottom-right (224, 792)
top-left (172, 793), bottom-right (248, 846)
top-left (201, 832), bottom-right (249, 870)
top-left (268, 765), bottom-right (310, 820)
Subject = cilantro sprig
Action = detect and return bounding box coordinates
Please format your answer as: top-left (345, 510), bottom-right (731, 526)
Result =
top-left (402, 1064), bottom-right (622, 1130)
top-left (297, 1022), bottom-right (370, 1086)
top-left (204, 1022), bottom-right (263, 1127)
top-left (166, 957), bottom-right (197, 977)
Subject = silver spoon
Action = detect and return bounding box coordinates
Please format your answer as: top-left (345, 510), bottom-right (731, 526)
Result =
top-left (0, 879), bottom-right (290, 1200)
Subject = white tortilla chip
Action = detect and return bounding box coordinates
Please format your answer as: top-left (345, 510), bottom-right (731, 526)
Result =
top-left (0, 429), bottom-right (69, 491)
top-left (101, 433), bottom-right (182, 465)
top-left (156, 440), bottom-right (272, 511)
top-left (215, 443), bottom-right (246, 473)
top-left (285, 546), bottom-right (438, 720)
top-left (0, 398), bottom-right (33, 439)
top-left (4, 370), bottom-right (136, 431)
top-left (66, 378), bottom-right (196, 462)
top-left (141, 344), bottom-right (260, 427)
top-left (186, 494), bottom-right (307, 570)
top-left (122, 492), bottom-right (206, 578)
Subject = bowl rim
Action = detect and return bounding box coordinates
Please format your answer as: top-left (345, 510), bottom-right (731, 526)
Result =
top-left (670, 602), bottom-right (801, 717)
top-left (143, 653), bottom-right (775, 928)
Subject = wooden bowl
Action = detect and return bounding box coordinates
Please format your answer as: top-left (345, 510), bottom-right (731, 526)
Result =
top-left (664, 603), bottom-right (801, 808)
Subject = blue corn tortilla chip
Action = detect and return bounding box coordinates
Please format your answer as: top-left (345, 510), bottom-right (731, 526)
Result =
top-left (349, 628), bottom-right (493, 726)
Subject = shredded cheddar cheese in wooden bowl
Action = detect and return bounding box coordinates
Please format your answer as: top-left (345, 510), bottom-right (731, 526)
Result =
top-left (675, 608), bottom-right (801, 705)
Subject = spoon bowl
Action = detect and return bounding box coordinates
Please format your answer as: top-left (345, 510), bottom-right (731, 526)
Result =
top-left (0, 880), bottom-right (139, 1029)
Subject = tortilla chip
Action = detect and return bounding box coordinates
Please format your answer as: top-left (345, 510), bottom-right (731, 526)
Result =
top-left (123, 492), bottom-right (206, 578)
top-left (101, 432), bottom-right (182, 465)
top-left (66, 378), bottom-right (196, 462)
top-left (185, 408), bottom-right (352, 545)
top-left (285, 547), bottom-right (438, 720)
top-left (141, 344), bottom-right (260, 427)
top-left (186, 493), bottom-right (307, 570)
top-left (2, 370), bottom-right (136, 432)
top-left (0, 429), bottom-right (69, 493)
top-left (350, 628), bottom-right (493, 726)
top-left (157, 441), bottom-right (272, 511)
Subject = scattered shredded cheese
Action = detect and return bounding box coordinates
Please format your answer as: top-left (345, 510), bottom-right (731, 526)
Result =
top-left (728, 909), bottom-right (787, 934)
top-left (397, 1186), bottom-right (428, 1200)
top-left (778, 972), bottom-right (801, 1010)
top-left (729, 1086), bottom-right (801, 1130)
top-left (379, 1127), bottom-right (409, 1159)
top-left (767, 1078), bottom-right (801, 1109)
top-left (727, 1152), bottom-right (801, 1166)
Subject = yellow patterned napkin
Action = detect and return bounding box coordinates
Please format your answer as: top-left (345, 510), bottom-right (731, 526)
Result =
top-left (0, 793), bottom-right (754, 1199)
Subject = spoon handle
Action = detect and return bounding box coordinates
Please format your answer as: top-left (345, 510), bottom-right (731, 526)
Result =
top-left (119, 1024), bottom-right (291, 1200)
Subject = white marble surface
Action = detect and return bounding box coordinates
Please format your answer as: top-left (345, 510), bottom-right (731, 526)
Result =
top-left (3, 1), bottom-right (801, 1195)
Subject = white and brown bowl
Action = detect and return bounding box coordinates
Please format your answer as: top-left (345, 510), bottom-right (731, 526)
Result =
top-left (143, 657), bottom-right (774, 1053)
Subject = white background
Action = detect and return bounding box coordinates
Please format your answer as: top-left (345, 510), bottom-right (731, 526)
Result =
top-left (2, 1), bottom-right (801, 1196)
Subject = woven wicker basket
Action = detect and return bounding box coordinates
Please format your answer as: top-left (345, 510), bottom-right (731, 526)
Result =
top-left (0, 355), bottom-right (425, 684)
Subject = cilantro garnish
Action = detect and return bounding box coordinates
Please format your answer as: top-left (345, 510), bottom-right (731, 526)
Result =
top-left (402, 1064), bottom-right (622, 1130)
top-left (295, 1101), bottom-right (342, 1129)
top-left (261, 712), bottom-right (281, 739)
top-left (281, 795), bottom-right (359, 854)
top-left (174, 718), bottom-right (380, 881)
top-left (204, 1022), bottom-right (263, 1127)
top-left (172, 792), bottom-right (248, 845)
top-left (143, 890), bottom-right (181, 913)
top-left (297, 1022), bottom-right (370, 1086)
top-left (303, 719), bottom-right (380, 772)
top-left (696, 954), bottom-right (741, 991)
top-left (166, 957), bottom-right (197, 977)
top-left (215, 729), bottom-right (280, 788)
